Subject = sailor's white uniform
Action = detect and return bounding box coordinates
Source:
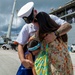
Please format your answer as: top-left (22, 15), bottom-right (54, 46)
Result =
top-left (49, 14), bottom-right (66, 25)
top-left (16, 14), bottom-right (67, 45)
top-left (16, 23), bottom-right (38, 45)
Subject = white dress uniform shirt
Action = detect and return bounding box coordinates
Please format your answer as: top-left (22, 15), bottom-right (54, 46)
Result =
top-left (49, 14), bottom-right (67, 25)
top-left (16, 23), bottom-right (38, 45)
top-left (16, 15), bottom-right (67, 45)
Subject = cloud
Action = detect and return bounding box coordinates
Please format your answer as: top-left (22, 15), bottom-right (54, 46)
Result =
top-left (12, 17), bottom-right (23, 28)
top-left (0, 0), bottom-right (71, 37)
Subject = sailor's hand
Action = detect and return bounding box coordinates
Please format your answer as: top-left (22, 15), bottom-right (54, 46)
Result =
top-left (21, 59), bottom-right (34, 68)
top-left (44, 32), bottom-right (56, 43)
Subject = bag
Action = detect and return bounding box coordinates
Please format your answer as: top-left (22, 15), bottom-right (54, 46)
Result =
top-left (34, 44), bottom-right (50, 75)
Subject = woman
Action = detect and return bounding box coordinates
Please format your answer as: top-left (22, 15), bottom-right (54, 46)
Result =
top-left (34, 12), bottom-right (73, 75)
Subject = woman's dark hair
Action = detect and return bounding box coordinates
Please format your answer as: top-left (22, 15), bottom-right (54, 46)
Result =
top-left (36, 12), bottom-right (59, 41)
top-left (36, 12), bottom-right (67, 42)
top-left (23, 40), bottom-right (39, 53)
top-left (27, 40), bottom-right (40, 48)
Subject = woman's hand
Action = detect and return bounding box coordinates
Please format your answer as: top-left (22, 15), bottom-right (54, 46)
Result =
top-left (21, 58), bottom-right (34, 68)
top-left (44, 32), bottom-right (56, 43)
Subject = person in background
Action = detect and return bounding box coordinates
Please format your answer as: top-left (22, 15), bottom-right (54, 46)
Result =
top-left (16, 1), bottom-right (72, 69)
top-left (16, 39), bottom-right (41, 75)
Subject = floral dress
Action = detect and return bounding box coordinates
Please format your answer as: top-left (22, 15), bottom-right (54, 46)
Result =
top-left (42, 38), bottom-right (74, 75)
top-left (30, 34), bottom-right (74, 75)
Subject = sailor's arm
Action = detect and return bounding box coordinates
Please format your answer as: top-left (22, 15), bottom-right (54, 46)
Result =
top-left (56, 22), bottom-right (72, 36)
top-left (44, 22), bottom-right (72, 43)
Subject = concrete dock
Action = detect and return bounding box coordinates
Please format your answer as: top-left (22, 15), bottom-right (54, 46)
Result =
top-left (0, 48), bottom-right (20, 75)
top-left (0, 48), bottom-right (75, 75)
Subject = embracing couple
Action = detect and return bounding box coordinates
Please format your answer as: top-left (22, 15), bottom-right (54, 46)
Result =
top-left (16, 2), bottom-right (73, 75)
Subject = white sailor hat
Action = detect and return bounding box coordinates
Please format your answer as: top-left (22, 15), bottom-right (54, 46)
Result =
top-left (18, 2), bottom-right (34, 17)
top-left (17, 2), bottom-right (34, 23)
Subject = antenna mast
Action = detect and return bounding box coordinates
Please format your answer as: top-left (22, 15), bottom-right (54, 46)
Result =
top-left (6, 0), bottom-right (17, 39)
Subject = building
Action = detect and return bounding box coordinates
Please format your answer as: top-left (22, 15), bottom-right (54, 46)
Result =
top-left (49, 0), bottom-right (75, 45)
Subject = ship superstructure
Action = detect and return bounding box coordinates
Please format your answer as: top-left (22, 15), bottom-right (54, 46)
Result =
top-left (49, 0), bottom-right (75, 45)
top-left (50, 0), bottom-right (75, 24)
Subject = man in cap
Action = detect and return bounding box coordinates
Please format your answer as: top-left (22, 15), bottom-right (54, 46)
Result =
top-left (16, 1), bottom-right (72, 68)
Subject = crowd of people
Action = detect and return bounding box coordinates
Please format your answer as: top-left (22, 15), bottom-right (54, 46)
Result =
top-left (15, 2), bottom-right (74, 75)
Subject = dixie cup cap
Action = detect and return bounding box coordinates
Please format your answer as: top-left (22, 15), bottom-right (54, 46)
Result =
top-left (17, 2), bottom-right (34, 17)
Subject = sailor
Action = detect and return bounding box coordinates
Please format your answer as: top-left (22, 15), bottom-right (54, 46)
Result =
top-left (16, 2), bottom-right (38, 75)
top-left (16, 1), bottom-right (72, 69)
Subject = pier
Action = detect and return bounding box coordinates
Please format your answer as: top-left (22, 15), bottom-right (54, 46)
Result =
top-left (0, 48), bottom-right (75, 75)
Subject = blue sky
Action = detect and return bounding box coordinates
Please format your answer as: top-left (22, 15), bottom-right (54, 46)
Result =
top-left (0, 0), bottom-right (71, 37)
